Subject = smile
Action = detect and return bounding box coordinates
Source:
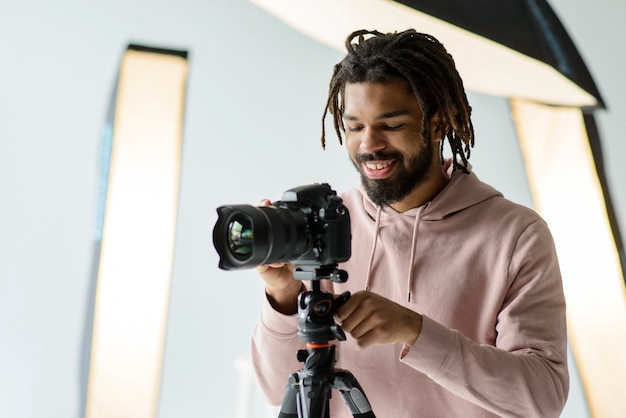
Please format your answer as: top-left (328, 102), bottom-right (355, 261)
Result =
top-left (364, 161), bottom-right (394, 170)
top-left (360, 159), bottom-right (397, 180)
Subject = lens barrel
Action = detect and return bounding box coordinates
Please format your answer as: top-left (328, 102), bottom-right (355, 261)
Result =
top-left (213, 204), bottom-right (311, 270)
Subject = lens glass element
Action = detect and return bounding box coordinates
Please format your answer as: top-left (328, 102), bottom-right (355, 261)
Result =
top-left (227, 216), bottom-right (254, 260)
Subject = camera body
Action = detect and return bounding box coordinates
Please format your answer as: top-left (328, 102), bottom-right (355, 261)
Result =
top-left (212, 183), bottom-right (351, 275)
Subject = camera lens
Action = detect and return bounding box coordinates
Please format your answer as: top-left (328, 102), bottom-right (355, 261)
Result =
top-left (226, 215), bottom-right (254, 260)
top-left (213, 204), bottom-right (311, 270)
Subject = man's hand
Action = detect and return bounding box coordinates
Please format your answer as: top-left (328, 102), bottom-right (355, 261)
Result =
top-left (256, 262), bottom-right (302, 315)
top-left (335, 291), bottom-right (423, 349)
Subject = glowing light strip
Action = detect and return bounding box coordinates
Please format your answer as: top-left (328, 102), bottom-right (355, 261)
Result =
top-left (512, 99), bottom-right (626, 417)
top-left (84, 47), bottom-right (188, 418)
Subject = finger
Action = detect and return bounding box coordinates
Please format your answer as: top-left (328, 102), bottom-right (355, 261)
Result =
top-left (335, 291), bottom-right (367, 322)
top-left (256, 264), bottom-right (285, 283)
top-left (336, 293), bottom-right (376, 334)
top-left (256, 264), bottom-right (271, 273)
top-left (345, 304), bottom-right (387, 340)
top-left (352, 328), bottom-right (378, 350)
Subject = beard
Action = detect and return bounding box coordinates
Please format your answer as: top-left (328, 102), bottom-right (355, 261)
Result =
top-left (353, 139), bottom-right (434, 207)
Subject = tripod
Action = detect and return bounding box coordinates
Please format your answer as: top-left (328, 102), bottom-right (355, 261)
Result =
top-left (277, 266), bottom-right (376, 418)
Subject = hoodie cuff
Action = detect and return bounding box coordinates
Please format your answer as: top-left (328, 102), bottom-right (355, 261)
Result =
top-left (260, 293), bottom-right (299, 337)
top-left (400, 315), bottom-right (457, 377)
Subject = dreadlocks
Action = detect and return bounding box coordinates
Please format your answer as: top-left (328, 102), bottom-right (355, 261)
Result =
top-left (321, 29), bottom-right (475, 173)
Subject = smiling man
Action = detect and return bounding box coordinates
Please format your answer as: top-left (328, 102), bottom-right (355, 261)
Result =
top-left (343, 79), bottom-right (444, 212)
top-left (252, 29), bottom-right (569, 418)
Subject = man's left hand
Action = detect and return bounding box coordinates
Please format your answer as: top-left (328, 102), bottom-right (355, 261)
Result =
top-left (334, 290), bottom-right (423, 350)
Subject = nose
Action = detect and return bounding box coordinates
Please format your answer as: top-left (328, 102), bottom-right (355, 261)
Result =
top-left (359, 127), bottom-right (386, 154)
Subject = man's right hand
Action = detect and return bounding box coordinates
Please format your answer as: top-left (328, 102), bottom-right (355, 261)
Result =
top-left (256, 263), bottom-right (302, 315)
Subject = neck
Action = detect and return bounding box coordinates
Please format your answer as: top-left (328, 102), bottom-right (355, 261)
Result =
top-left (389, 164), bottom-right (450, 213)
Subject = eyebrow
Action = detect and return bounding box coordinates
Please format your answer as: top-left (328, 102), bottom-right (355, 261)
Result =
top-left (343, 110), bottom-right (409, 121)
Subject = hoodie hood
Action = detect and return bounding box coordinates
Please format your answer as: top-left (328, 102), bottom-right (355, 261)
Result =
top-left (358, 168), bottom-right (503, 223)
top-left (346, 168), bottom-right (503, 302)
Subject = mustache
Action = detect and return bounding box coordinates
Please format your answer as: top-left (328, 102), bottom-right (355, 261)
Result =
top-left (355, 152), bottom-right (402, 163)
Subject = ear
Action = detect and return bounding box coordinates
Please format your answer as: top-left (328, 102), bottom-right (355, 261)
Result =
top-left (429, 112), bottom-right (446, 142)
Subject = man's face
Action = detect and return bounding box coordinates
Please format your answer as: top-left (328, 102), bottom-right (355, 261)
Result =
top-left (343, 80), bottom-right (438, 208)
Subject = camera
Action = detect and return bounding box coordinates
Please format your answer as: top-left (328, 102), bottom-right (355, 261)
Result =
top-left (212, 183), bottom-right (351, 279)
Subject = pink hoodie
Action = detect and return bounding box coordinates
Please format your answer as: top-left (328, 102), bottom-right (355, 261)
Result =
top-left (252, 169), bottom-right (569, 418)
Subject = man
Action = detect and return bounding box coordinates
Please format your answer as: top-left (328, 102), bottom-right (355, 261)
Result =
top-left (252, 29), bottom-right (568, 417)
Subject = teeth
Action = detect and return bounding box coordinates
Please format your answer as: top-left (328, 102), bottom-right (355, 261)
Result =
top-left (365, 161), bottom-right (392, 170)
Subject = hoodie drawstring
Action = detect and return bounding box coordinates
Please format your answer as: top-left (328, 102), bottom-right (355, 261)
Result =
top-left (363, 204), bottom-right (425, 302)
top-left (406, 205), bottom-right (425, 302)
top-left (363, 206), bottom-right (382, 292)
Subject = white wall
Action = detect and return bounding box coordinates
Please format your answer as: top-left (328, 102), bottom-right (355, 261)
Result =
top-left (0, 1), bottom-right (623, 417)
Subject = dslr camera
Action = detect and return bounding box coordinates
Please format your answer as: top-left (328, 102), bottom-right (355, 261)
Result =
top-left (212, 183), bottom-right (351, 281)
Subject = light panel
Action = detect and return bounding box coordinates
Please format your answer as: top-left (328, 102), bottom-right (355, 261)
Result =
top-left (512, 99), bottom-right (626, 418)
top-left (250, 0), bottom-right (598, 107)
top-left (84, 46), bottom-right (188, 418)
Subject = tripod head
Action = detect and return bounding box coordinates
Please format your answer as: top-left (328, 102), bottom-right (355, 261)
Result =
top-left (293, 264), bottom-right (350, 345)
top-left (278, 264), bottom-right (376, 418)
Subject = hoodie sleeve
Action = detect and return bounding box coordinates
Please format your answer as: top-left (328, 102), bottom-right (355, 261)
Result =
top-left (250, 295), bottom-right (304, 405)
top-left (400, 219), bottom-right (569, 418)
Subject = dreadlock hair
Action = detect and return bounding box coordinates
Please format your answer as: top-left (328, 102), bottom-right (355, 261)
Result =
top-left (321, 29), bottom-right (475, 173)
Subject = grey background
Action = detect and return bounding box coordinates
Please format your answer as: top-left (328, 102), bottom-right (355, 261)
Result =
top-left (1, 0), bottom-right (623, 417)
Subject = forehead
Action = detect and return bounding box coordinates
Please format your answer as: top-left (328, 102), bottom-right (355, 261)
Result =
top-left (343, 80), bottom-right (421, 118)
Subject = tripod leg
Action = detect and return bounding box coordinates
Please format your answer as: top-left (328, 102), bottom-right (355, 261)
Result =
top-left (333, 370), bottom-right (376, 418)
top-left (278, 373), bottom-right (299, 418)
top-left (297, 375), bottom-right (331, 418)
top-left (278, 371), bottom-right (332, 418)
